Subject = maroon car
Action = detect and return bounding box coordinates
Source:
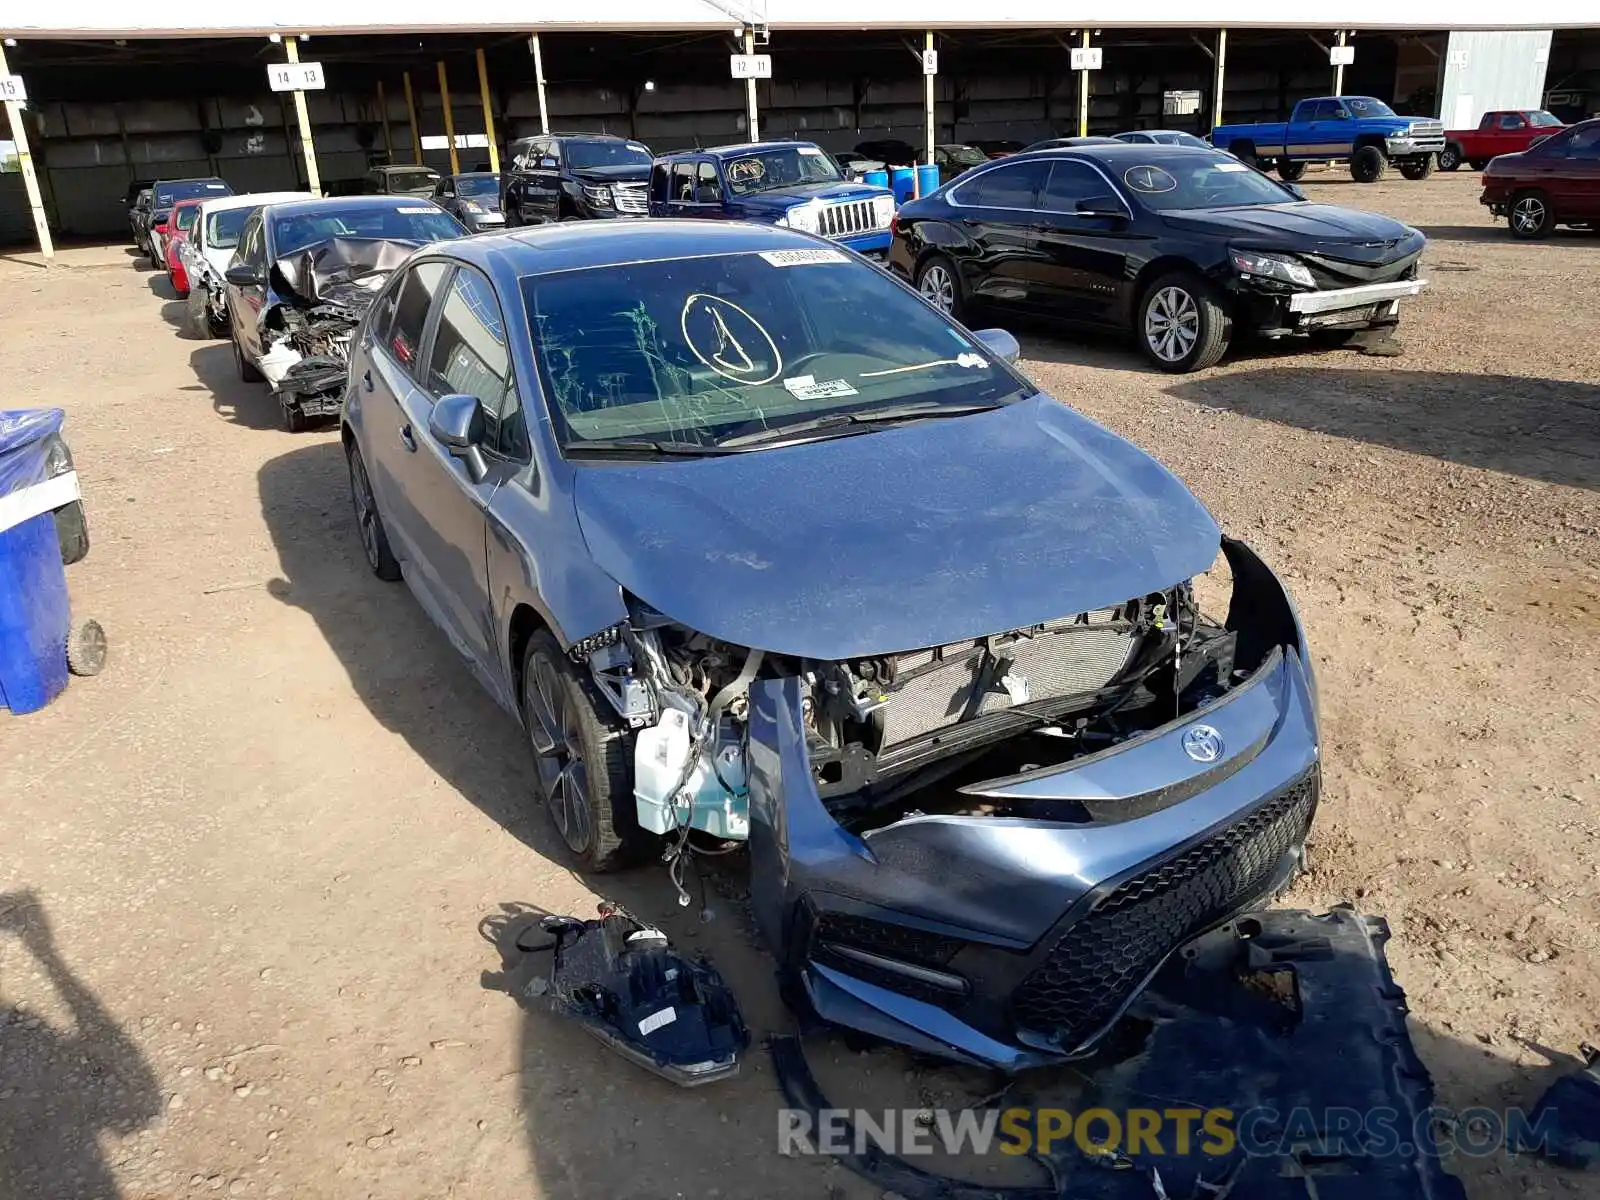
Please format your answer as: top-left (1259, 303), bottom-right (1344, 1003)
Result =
top-left (1440, 109), bottom-right (1566, 171)
top-left (1481, 117), bottom-right (1600, 238)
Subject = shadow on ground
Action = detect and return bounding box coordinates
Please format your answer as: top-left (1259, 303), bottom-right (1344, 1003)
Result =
top-left (1418, 224), bottom-right (1600, 245)
top-left (189, 343), bottom-right (281, 430)
top-left (1166, 367), bottom-right (1600, 491)
top-left (0, 891), bottom-right (161, 1200)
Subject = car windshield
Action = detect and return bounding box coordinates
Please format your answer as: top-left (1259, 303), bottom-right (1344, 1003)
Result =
top-left (385, 169), bottom-right (439, 190)
top-left (942, 145), bottom-right (990, 167)
top-left (206, 207), bottom-right (258, 250)
top-left (565, 140), bottom-right (653, 170)
top-left (1529, 110), bottom-right (1565, 127)
top-left (173, 205), bottom-right (200, 232)
top-left (457, 175), bottom-right (500, 196)
top-left (1154, 132), bottom-right (1211, 148)
top-left (1343, 97), bottom-right (1395, 118)
top-left (723, 147), bottom-right (843, 196)
top-left (1119, 156), bottom-right (1299, 211)
top-left (271, 205), bottom-right (466, 257)
top-left (522, 248), bottom-right (1028, 450)
top-left (154, 180), bottom-right (230, 207)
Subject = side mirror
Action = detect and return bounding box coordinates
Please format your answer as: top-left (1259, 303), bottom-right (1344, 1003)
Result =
top-left (972, 328), bottom-right (1020, 365)
top-left (224, 264), bottom-right (262, 287)
top-left (429, 393), bottom-right (489, 483)
top-left (1075, 195), bottom-right (1128, 220)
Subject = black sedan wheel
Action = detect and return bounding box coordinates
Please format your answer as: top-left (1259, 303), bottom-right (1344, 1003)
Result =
top-left (521, 630), bottom-right (637, 873)
top-left (1438, 144), bottom-right (1463, 172)
top-left (916, 255), bottom-right (964, 321)
top-left (1509, 190), bottom-right (1555, 239)
top-left (1137, 273), bottom-right (1230, 374)
top-left (346, 442), bottom-right (401, 581)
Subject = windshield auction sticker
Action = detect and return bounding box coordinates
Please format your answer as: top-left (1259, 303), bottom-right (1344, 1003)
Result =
top-left (759, 248), bottom-right (849, 268)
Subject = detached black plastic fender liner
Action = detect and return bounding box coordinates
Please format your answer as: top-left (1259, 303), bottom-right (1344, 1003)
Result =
top-left (770, 909), bottom-right (1467, 1200)
top-left (481, 903), bottom-right (749, 1088)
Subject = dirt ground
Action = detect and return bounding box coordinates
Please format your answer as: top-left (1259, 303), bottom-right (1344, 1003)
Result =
top-left (1, 169), bottom-right (1597, 1200)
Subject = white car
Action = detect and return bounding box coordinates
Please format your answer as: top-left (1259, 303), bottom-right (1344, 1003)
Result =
top-left (181, 191), bottom-right (312, 338)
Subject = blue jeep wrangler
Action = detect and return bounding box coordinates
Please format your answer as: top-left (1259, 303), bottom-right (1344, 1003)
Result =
top-left (648, 141), bottom-right (896, 256)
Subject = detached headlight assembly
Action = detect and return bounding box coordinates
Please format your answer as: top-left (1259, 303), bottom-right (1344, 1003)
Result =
top-left (1230, 249), bottom-right (1315, 289)
top-left (581, 183), bottom-right (615, 209)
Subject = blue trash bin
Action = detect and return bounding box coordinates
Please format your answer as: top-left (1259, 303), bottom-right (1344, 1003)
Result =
top-left (889, 167), bottom-right (915, 206)
top-left (864, 169), bottom-right (889, 191)
top-left (0, 408), bottom-right (78, 714)
top-left (915, 163), bottom-right (940, 198)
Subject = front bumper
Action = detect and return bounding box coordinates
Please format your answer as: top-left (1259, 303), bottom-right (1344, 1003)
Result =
top-left (1386, 134), bottom-right (1446, 156)
top-left (746, 538), bottom-right (1322, 1071)
top-left (465, 214), bottom-right (507, 233)
top-left (833, 230), bottom-right (893, 255)
top-left (1288, 278), bottom-right (1426, 314)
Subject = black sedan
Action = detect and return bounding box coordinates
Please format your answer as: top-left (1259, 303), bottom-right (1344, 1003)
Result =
top-left (889, 144), bottom-right (1429, 372)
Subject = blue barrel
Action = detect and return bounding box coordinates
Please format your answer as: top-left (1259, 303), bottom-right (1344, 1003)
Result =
top-left (0, 409), bottom-right (74, 714)
top-left (890, 166), bottom-right (915, 205)
top-left (864, 169), bottom-right (889, 190)
top-left (915, 163), bottom-right (940, 198)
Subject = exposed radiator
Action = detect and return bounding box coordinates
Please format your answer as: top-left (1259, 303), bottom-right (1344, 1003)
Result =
top-left (880, 612), bottom-right (1137, 747)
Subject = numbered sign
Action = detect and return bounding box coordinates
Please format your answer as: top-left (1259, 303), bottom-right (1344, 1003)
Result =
top-left (267, 61), bottom-right (326, 93)
top-left (1070, 47), bottom-right (1103, 72)
top-left (0, 74), bottom-right (27, 103)
top-left (1329, 45), bottom-right (1355, 66)
top-left (922, 49), bottom-right (939, 76)
top-left (730, 54), bottom-right (772, 80)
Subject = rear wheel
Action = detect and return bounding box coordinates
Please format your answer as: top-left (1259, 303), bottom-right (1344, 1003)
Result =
top-left (1398, 155), bottom-right (1435, 181)
top-left (521, 629), bottom-right (641, 873)
top-left (1136, 272), bottom-right (1231, 374)
top-left (1509, 189), bottom-right (1555, 239)
top-left (1349, 145), bottom-right (1387, 184)
top-left (1277, 160), bottom-right (1307, 182)
top-left (1438, 143), bottom-right (1463, 172)
top-left (916, 254), bottom-right (965, 321)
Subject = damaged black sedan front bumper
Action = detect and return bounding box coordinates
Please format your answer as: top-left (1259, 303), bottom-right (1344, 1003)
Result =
top-left (745, 539), bottom-right (1321, 1072)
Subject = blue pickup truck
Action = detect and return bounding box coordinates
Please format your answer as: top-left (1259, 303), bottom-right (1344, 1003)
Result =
top-left (648, 140), bottom-right (896, 256)
top-left (1212, 96), bottom-right (1446, 184)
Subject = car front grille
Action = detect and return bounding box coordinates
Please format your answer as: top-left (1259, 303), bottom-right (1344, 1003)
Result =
top-left (612, 182), bottom-right (648, 214)
top-left (818, 198), bottom-right (887, 239)
top-left (1009, 767), bottom-right (1319, 1051)
top-left (880, 613), bottom-right (1136, 748)
top-left (1300, 247), bottom-right (1422, 290)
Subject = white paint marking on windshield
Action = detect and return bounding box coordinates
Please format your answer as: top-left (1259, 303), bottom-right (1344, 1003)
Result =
top-left (859, 352), bottom-right (988, 378)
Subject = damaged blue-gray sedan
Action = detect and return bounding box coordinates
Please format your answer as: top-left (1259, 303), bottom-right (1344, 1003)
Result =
top-left (340, 220), bottom-right (1321, 1073)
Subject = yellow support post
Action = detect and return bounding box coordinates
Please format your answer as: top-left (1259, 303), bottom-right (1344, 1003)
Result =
top-left (475, 48), bottom-right (500, 174)
top-left (437, 60), bottom-right (459, 175)
top-left (0, 41), bottom-right (52, 260)
top-left (1212, 29), bottom-right (1227, 132)
top-left (377, 80), bottom-right (393, 159)
top-left (1077, 30), bottom-right (1091, 138)
top-left (283, 38), bottom-right (322, 196)
top-left (402, 71), bottom-right (423, 164)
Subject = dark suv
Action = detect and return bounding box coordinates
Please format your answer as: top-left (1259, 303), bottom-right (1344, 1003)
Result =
top-left (502, 133), bottom-right (654, 224)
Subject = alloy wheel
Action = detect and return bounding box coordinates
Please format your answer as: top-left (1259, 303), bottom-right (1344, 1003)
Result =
top-left (349, 452), bottom-right (381, 570)
top-left (526, 656), bottom-right (593, 855)
top-left (1144, 286), bottom-right (1200, 363)
top-left (1512, 197), bottom-right (1546, 234)
top-left (919, 264), bottom-right (955, 313)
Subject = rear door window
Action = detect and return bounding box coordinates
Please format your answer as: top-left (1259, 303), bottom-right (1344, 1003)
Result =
top-left (386, 261), bottom-right (450, 372)
top-left (956, 162), bottom-right (1046, 209)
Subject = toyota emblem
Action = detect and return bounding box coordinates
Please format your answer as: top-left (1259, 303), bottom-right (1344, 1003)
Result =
top-left (1181, 724), bottom-right (1225, 764)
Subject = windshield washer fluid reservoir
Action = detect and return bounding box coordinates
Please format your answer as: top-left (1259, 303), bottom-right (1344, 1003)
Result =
top-left (634, 708), bottom-right (748, 841)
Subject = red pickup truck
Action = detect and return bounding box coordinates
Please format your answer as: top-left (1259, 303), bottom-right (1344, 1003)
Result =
top-left (1440, 110), bottom-right (1566, 171)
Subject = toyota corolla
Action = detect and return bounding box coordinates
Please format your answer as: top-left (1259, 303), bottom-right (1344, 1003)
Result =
top-left (341, 220), bottom-right (1321, 1071)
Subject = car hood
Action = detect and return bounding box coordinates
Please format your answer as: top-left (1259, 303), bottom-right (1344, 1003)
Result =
top-left (571, 394), bottom-right (1222, 660)
top-left (1161, 203), bottom-right (1421, 261)
top-left (735, 181), bottom-right (891, 214)
top-left (571, 164), bottom-right (653, 184)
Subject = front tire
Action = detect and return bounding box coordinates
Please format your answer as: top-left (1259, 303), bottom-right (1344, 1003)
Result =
top-left (521, 629), bottom-right (640, 873)
top-left (232, 322), bottom-right (264, 383)
top-left (1136, 272), bottom-right (1231, 374)
top-left (1349, 144), bottom-right (1387, 184)
top-left (1509, 189), bottom-right (1555, 239)
top-left (1398, 155), bottom-right (1435, 181)
top-left (1277, 160), bottom-right (1307, 182)
top-left (1438, 143), bottom-right (1463, 172)
top-left (346, 441), bottom-right (401, 581)
top-left (915, 253), bottom-right (964, 321)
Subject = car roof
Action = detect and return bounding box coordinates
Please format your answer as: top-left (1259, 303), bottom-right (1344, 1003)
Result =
top-left (700, 140), bottom-right (819, 158)
top-left (260, 195), bottom-right (443, 220)
top-left (992, 143), bottom-right (1232, 170)
top-left (446, 171), bottom-right (499, 179)
top-left (376, 164), bottom-right (438, 173)
top-left (196, 191), bottom-right (313, 214)
top-left (151, 177), bottom-right (227, 187)
top-left (438, 218), bottom-right (842, 277)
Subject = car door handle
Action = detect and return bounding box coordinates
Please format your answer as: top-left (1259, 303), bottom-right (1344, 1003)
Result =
top-left (400, 424), bottom-right (417, 453)
top-left (362, 370), bottom-right (373, 392)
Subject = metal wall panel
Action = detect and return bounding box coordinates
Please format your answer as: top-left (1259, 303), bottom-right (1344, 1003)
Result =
top-left (1438, 30), bottom-right (1554, 128)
